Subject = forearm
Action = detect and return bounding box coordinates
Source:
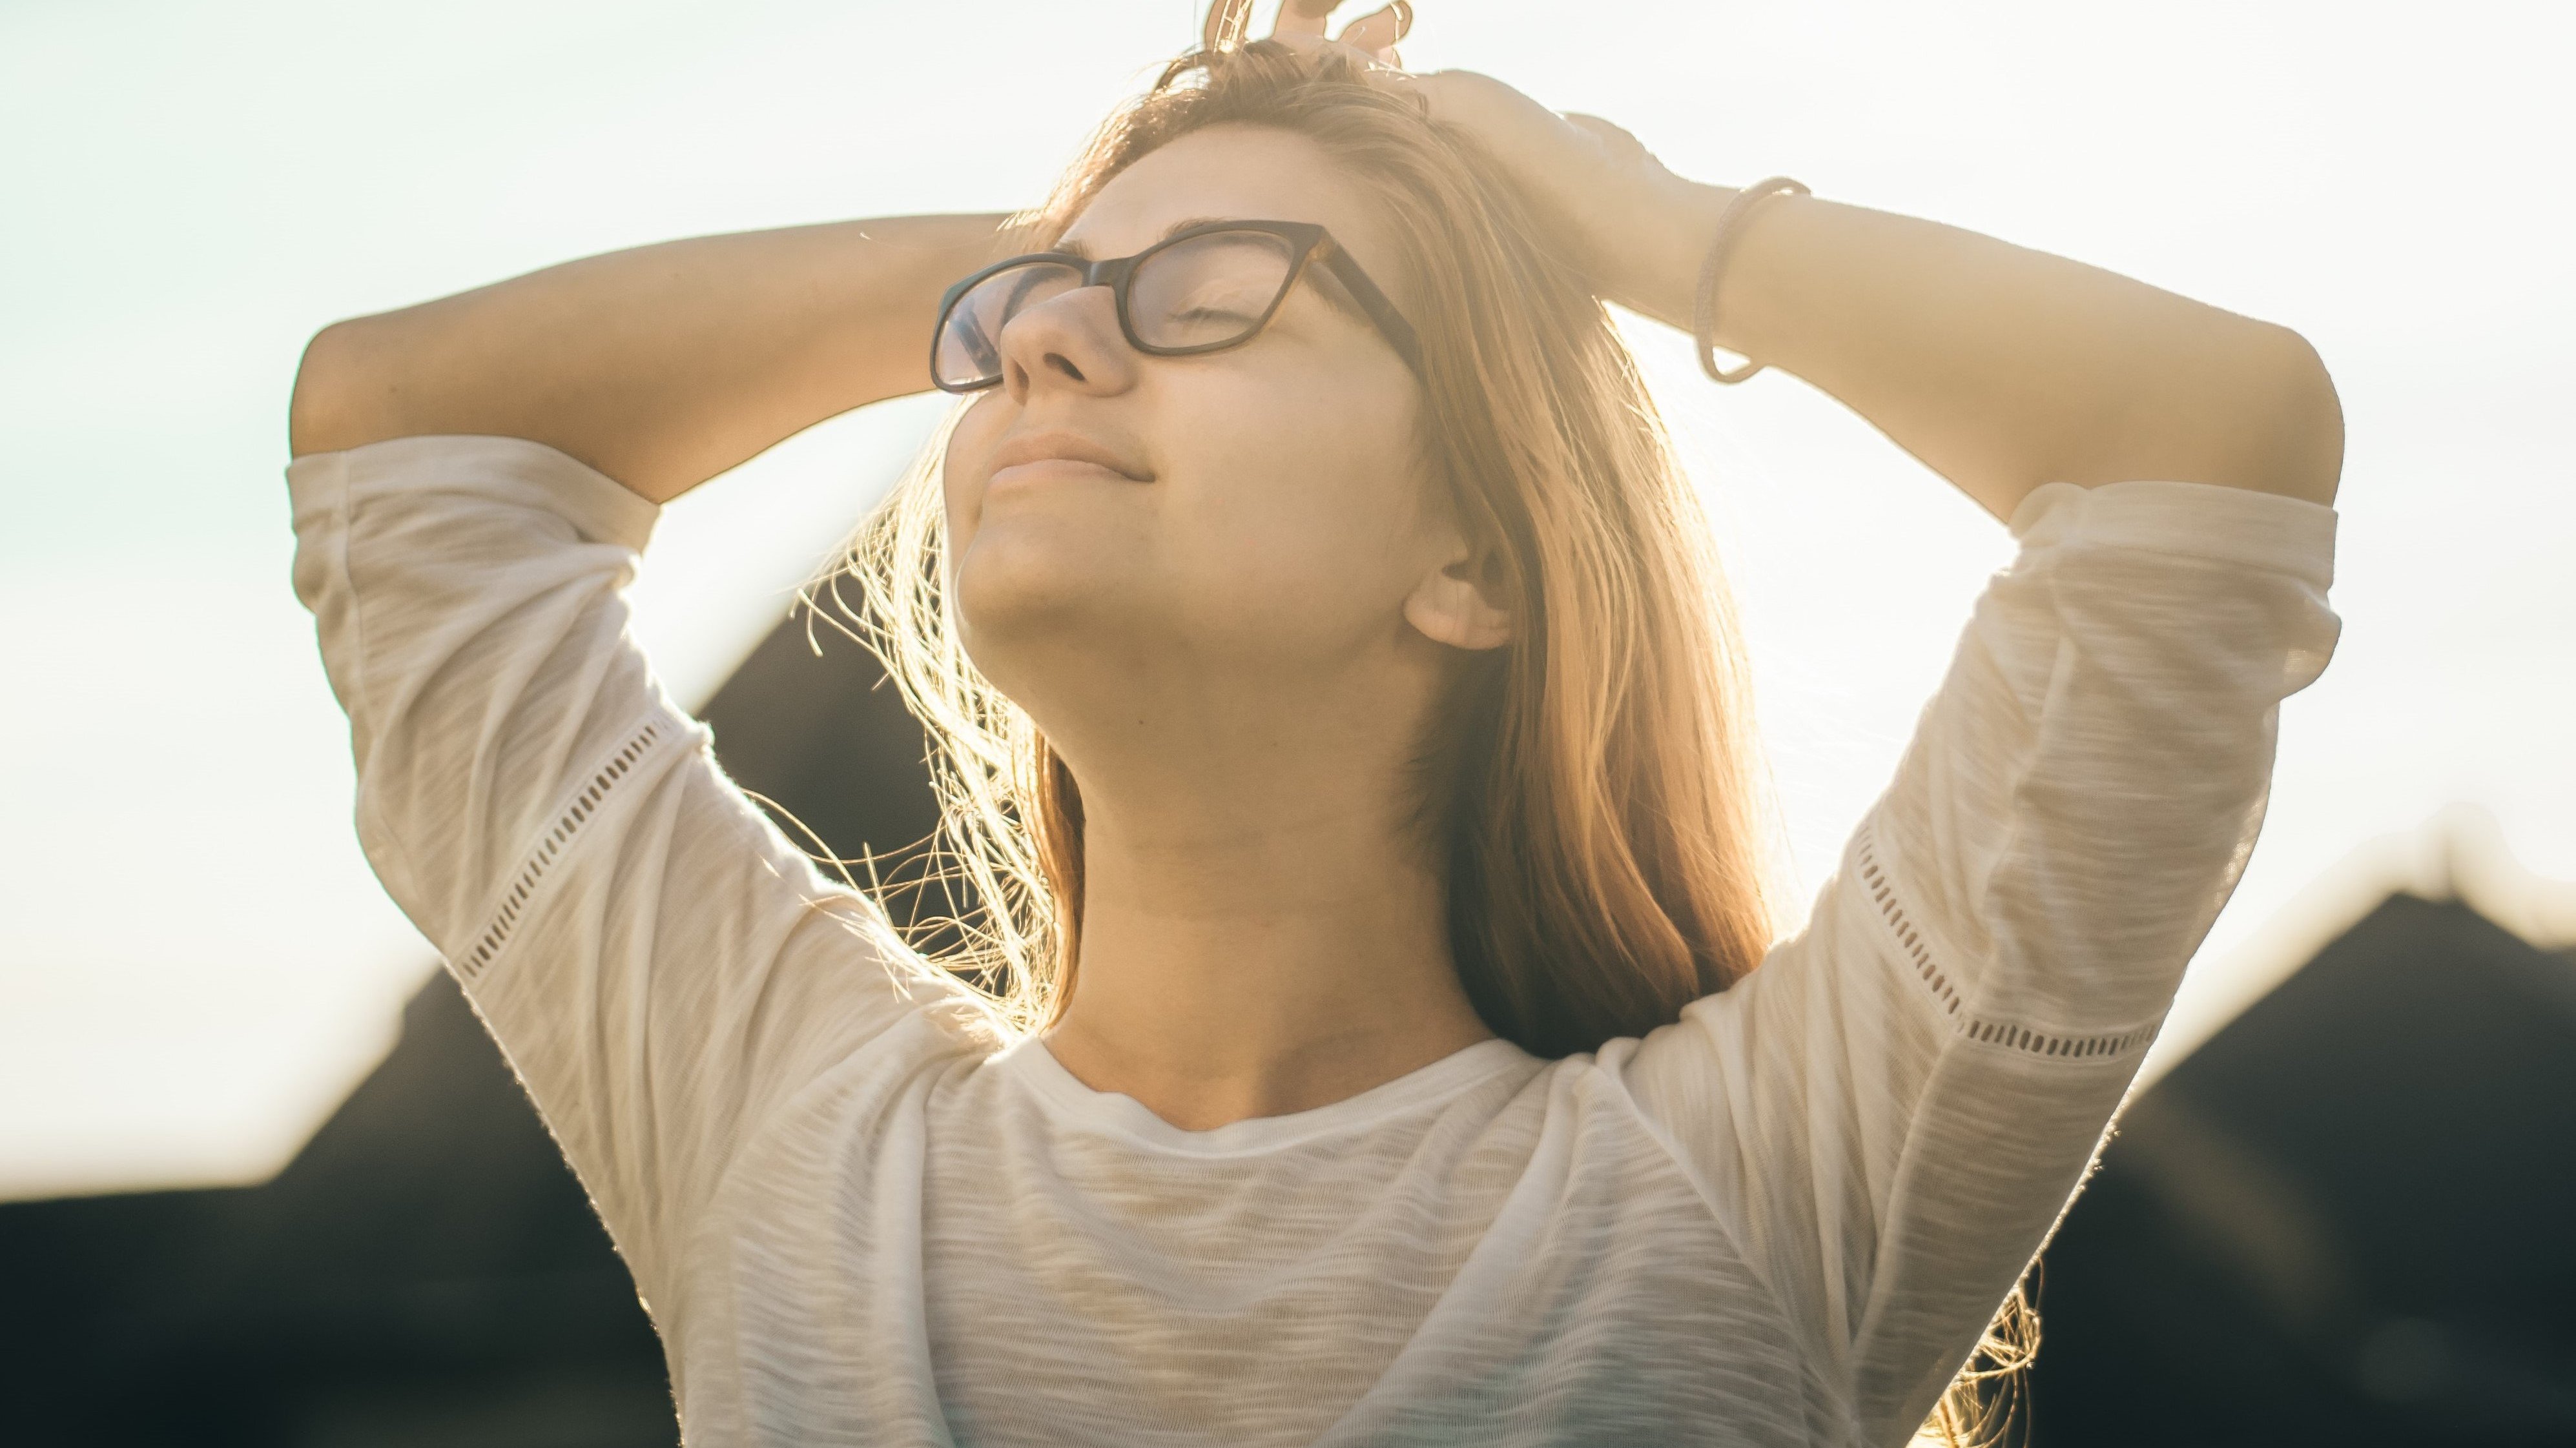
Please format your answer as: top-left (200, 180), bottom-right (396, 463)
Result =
top-left (289, 212), bottom-right (1017, 502)
top-left (1613, 183), bottom-right (2344, 517)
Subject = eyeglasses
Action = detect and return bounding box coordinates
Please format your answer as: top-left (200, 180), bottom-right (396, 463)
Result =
top-left (929, 219), bottom-right (1424, 393)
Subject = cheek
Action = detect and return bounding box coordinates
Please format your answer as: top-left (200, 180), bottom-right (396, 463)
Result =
top-left (941, 394), bottom-right (1008, 549)
top-left (1160, 367), bottom-right (1433, 640)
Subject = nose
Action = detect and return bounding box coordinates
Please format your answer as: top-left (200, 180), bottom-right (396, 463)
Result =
top-left (1000, 284), bottom-right (1138, 404)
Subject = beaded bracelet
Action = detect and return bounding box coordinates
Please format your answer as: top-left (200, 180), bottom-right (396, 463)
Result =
top-left (1693, 176), bottom-right (1810, 384)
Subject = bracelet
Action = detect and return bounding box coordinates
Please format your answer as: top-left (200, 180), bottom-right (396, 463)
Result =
top-left (1693, 176), bottom-right (1809, 385)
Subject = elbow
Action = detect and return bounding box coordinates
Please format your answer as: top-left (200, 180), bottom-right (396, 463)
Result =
top-left (2236, 323), bottom-right (2345, 507)
top-left (2021, 318), bottom-right (2346, 514)
top-left (289, 316), bottom-right (386, 460)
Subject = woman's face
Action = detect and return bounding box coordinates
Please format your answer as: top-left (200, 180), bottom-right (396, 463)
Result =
top-left (942, 123), bottom-right (1465, 734)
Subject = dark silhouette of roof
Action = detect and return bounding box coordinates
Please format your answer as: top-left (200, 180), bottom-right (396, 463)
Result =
top-left (0, 968), bottom-right (674, 1447)
top-left (2031, 893), bottom-right (2576, 1444)
top-left (0, 604), bottom-right (939, 1447)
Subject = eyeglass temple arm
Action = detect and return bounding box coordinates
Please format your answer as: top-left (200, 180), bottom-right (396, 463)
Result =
top-left (1317, 244), bottom-right (1425, 377)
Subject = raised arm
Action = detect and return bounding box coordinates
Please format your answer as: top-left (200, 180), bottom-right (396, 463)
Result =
top-left (1398, 68), bottom-right (2344, 516)
top-left (283, 212), bottom-right (1020, 1302)
top-left (288, 212), bottom-right (1018, 500)
top-left (1315, 44), bottom-right (2347, 1434)
top-left (1609, 182), bottom-right (2345, 514)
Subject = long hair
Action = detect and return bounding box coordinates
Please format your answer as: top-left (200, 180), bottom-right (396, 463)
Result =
top-left (833, 39), bottom-right (2030, 1445)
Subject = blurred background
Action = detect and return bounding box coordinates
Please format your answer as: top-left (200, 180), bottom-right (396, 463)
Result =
top-left (1, 1), bottom-right (2570, 1443)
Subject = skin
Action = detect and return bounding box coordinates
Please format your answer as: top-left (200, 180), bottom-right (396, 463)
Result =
top-left (289, 3), bottom-right (2343, 1131)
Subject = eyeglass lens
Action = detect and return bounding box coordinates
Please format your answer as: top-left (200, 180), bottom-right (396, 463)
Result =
top-left (934, 230), bottom-right (1302, 391)
top-left (935, 261), bottom-right (1082, 390)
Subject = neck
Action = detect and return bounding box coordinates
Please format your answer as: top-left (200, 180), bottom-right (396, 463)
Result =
top-left (1035, 682), bottom-right (1496, 1132)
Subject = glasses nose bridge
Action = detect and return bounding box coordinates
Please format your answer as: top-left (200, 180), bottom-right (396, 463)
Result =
top-left (1017, 254), bottom-right (1139, 365)
top-left (1084, 251), bottom-right (1140, 299)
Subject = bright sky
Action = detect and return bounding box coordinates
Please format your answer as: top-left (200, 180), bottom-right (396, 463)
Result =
top-left (2, 0), bottom-right (2569, 1201)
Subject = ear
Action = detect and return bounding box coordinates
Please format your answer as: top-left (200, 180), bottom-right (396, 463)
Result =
top-left (1403, 532), bottom-right (1514, 651)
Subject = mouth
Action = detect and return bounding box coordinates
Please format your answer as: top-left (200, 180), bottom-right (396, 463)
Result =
top-left (986, 429), bottom-right (1152, 487)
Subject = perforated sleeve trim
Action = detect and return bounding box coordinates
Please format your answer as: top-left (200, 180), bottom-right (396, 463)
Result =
top-left (1853, 822), bottom-right (2161, 1063)
top-left (454, 719), bottom-right (670, 983)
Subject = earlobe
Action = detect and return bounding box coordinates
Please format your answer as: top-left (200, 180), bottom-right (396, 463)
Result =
top-left (1404, 558), bottom-right (1514, 651)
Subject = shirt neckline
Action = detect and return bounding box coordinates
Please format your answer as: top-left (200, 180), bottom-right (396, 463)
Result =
top-left (994, 1032), bottom-right (1540, 1157)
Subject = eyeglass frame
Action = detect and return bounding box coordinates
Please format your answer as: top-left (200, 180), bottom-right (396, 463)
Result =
top-left (928, 218), bottom-right (1426, 394)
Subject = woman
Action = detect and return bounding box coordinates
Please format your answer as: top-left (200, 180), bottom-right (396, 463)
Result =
top-left (286, 4), bottom-right (2342, 1443)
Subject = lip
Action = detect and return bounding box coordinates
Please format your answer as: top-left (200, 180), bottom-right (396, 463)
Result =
top-left (986, 429), bottom-right (1151, 485)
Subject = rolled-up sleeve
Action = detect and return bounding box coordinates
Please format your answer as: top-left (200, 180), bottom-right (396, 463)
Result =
top-left (288, 434), bottom-right (973, 1309)
top-left (1620, 479), bottom-right (2339, 1442)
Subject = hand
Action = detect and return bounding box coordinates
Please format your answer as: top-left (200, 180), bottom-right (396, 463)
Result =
top-left (1252, 1), bottom-right (1722, 326)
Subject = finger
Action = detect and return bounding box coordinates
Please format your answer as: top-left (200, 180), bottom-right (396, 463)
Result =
top-left (1202, 0), bottom-right (1255, 52)
top-left (1334, 1), bottom-right (1411, 53)
top-left (1268, 27), bottom-right (1403, 76)
top-left (1270, 0), bottom-right (1342, 41)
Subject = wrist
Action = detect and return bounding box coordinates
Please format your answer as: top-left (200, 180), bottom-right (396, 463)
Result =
top-left (1607, 178), bottom-right (1738, 332)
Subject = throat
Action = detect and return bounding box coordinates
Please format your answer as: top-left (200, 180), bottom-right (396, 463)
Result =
top-left (1038, 810), bottom-right (1496, 1132)
top-left (1022, 684), bottom-right (1497, 1130)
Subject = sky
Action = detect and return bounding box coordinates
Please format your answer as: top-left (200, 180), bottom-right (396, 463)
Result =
top-left (1, 0), bottom-right (2570, 1200)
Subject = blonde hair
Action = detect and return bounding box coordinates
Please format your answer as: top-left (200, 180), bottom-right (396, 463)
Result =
top-left (830, 41), bottom-right (2028, 1441)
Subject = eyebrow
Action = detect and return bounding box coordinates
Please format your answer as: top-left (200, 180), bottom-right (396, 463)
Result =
top-left (1053, 216), bottom-right (1239, 261)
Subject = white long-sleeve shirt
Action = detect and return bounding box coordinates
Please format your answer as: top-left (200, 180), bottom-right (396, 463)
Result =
top-left (289, 434), bottom-right (2338, 1446)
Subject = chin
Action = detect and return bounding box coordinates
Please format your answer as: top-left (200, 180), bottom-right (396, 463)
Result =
top-left (951, 520), bottom-right (1138, 678)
